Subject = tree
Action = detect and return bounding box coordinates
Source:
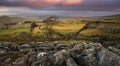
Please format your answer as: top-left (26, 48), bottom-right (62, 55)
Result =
top-left (30, 22), bottom-right (38, 32)
top-left (43, 16), bottom-right (58, 31)
top-left (42, 16), bottom-right (59, 38)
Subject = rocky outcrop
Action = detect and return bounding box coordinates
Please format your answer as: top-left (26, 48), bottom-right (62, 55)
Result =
top-left (0, 42), bottom-right (120, 66)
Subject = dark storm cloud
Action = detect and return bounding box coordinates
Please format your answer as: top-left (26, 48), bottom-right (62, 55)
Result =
top-left (0, 0), bottom-right (120, 11)
top-left (49, 0), bottom-right (120, 11)
top-left (0, 0), bottom-right (25, 7)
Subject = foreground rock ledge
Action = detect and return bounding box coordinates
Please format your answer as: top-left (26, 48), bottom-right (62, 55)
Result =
top-left (0, 42), bottom-right (120, 66)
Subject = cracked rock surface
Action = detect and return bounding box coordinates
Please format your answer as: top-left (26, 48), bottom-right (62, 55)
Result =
top-left (0, 42), bottom-right (120, 66)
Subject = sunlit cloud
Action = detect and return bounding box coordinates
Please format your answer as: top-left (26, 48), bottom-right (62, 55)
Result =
top-left (62, 0), bottom-right (82, 5)
top-left (0, 0), bottom-right (119, 11)
top-left (0, 7), bottom-right (10, 12)
top-left (26, 0), bottom-right (83, 7)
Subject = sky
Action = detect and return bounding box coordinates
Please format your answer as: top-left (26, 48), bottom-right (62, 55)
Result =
top-left (0, 0), bottom-right (120, 17)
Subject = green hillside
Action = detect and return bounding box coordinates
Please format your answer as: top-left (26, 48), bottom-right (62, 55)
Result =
top-left (0, 15), bottom-right (119, 44)
top-left (99, 14), bottom-right (120, 22)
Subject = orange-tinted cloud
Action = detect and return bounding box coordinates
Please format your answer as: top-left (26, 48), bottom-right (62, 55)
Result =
top-left (26, 0), bottom-right (82, 7)
top-left (62, 0), bottom-right (83, 5)
top-left (1, 0), bottom-right (119, 11)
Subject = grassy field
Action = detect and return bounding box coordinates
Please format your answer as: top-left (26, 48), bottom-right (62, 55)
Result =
top-left (0, 18), bottom-right (119, 36)
top-left (0, 15), bottom-right (120, 42)
top-left (0, 28), bottom-right (30, 35)
top-left (0, 24), bottom-right (30, 35)
top-left (33, 21), bottom-right (86, 34)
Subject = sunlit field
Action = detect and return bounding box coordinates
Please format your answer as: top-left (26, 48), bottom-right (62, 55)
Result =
top-left (0, 15), bottom-right (119, 43)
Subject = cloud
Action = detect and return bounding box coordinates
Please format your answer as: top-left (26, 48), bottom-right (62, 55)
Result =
top-left (0, 0), bottom-right (120, 11)
top-left (0, 7), bottom-right (120, 17)
top-left (62, 0), bottom-right (82, 5)
top-left (0, 7), bottom-right (9, 12)
top-left (0, 0), bottom-right (82, 7)
top-left (26, 0), bottom-right (82, 7)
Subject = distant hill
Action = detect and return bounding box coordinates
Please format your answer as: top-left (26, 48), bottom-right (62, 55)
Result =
top-left (0, 16), bottom-right (25, 24)
top-left (23, 16), bottom-right (42, 21)
top-left (0, 16), bottom-right (42, 24)
top-left (102, 14), bottom-right (120, 17)
top-left (99, 14), bottom-right (120, 22)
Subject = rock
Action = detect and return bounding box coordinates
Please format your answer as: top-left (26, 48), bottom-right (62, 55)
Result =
top-left (37, 52), bottom-right (47, 59)
top-left (0, 42), bottom-right (19, 51)
top-left (53, 49), bottom-right (79, 66)
top-left (36, 42), bottom-right (46, 44)
top-left (54, 44), bottom-right (69, 51)
top-left (0, 49), bottom-right (7, 54)
top-left (98, 48), bottom-right (120, 66)
top-left (0, 42), bottom-right (120, 66)
top-left (66, 58), bottom-right (78, 66)
top-left (21, 44), bottom-right (32, 48)
top-left (108, 46), bottom-right (120, 55)
top-left (1, 58), bottom-right (12, 66)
